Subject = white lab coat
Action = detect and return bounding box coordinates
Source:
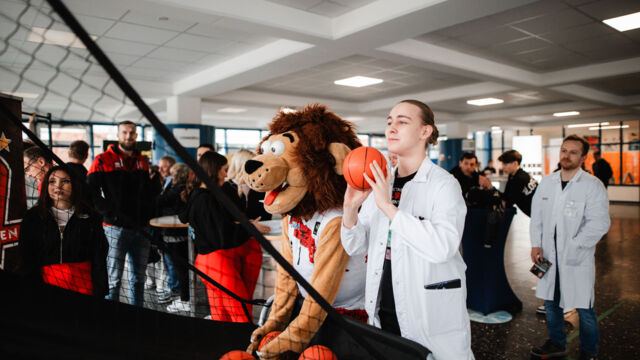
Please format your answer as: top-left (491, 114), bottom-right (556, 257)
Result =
top-left (341, 158), bottom-right (474, 360)
top-left (530, 169), bottom-right (610, 309)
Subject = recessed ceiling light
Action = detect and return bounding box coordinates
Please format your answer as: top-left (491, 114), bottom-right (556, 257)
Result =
top-left (217, 107), bottom-right (247, 113)
top-left (588, 125), bottom-right (629, 130)
top-left (280, 107), bottom-right (297, 114)
top-left (567, 122), bottom-right (609, 128)
top-left (603, 11), bottom-right (640, 32)
top-left (334, 76), bottom-right (383, 88)
top-left (344, 116), bottom-right (364, 121)
top-left (1, 91), bottom-right (39, 99)
top-left (27, 27), bottom-right (97, 49)
top-left (466, 98), bottom-right (504, 106)
top-left (553, 111), bottom-right (580, 117)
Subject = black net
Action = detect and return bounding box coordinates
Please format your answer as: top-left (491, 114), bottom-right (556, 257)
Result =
top-left (0, 1), bottom-right (430, 359)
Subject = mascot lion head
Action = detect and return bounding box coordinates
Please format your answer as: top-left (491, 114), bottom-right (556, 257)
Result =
top-left (244, 104), bottom-right (360, 219)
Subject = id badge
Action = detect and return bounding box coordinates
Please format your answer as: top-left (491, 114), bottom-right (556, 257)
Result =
top-left (563, 200), bottom-right (577, 217)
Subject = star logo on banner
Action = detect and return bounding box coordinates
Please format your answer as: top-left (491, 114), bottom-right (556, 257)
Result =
top-left (0, 132), bottom-right (11, 152)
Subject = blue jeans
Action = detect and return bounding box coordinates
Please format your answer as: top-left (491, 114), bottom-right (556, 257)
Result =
top-left (545, 269), bottom-right (599, 354)
top-left (163, 251), bottom-right (179, 292)
top-left (104, 226), bottom-right (150, 307)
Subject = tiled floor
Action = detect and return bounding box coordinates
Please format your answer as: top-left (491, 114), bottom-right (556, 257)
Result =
top-left (470, 204), bottom-right (640, 360)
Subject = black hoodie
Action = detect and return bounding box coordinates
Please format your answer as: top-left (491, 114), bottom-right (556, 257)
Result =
top-left (179, 187), bottom-right (250, 254)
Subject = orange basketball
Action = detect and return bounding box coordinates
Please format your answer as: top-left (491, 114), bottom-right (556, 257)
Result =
top-left (342, 146), bottom-right (387, 191)
top-left (298, 345), bottom-right (338, 360)
top-left (219, 350), bottom-right (255, 360)
top-left (259, 330), bottom-right (282, 350)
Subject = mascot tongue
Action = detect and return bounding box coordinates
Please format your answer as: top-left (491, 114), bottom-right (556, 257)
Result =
top-left (264, 183), bottom-right (289, 206)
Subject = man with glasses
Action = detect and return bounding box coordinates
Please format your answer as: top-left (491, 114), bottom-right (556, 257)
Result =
top-left (23, 146), bottom-right (53, 194)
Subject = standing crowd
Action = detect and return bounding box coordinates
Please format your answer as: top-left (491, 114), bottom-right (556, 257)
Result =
top-left (18, 101), bottom-right (610, 360)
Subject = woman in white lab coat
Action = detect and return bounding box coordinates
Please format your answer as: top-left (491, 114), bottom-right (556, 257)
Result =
top-left (341, 100), bottom-right (474, 360)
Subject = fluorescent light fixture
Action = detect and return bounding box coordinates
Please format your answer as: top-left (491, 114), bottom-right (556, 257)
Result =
top-left (437, 136), bottom-right (448, 141)
top-left (603, 12), bottom-right (640, 32)
top-left (1, 91), bottom-right (39, 99)
top-left (27, 27), bottom-right (97, 49)
top-left (588, 125), bottom-right (629, 130)
top-left (491, 126), bottom-right (501, 131)
top-left (344, 116), bottom-right (364, 121)
top-left (466, 98), bottom-right (504, 106)
top-left (217, 107), bottom-right (247, 114)
top-left (280, 107), bottom-right (297, 114)
top-left (567, 122), bottom-right (609, 128)
top-left (553, 111), bottom-right (580, 117)
top-left (334, 76), bottom-right (383, 88)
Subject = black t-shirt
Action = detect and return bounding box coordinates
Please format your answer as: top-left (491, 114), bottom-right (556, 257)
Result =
top-left (503, 168), bottom-right (537, 217)
top-left (378, 170), bottom-right (416, 335)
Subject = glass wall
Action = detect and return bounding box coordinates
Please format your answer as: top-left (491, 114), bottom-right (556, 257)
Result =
top-left (32, 117), bottom-right (636, 185)
top-left (531, 120), bottom-right (639, 185)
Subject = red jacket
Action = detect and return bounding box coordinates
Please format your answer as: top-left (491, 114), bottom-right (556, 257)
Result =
top-left (87, 145), bottom-right (161, 227)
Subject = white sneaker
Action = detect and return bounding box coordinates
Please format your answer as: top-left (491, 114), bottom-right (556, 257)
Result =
top-left (167, 299), bottom-right (191, 313)
top-left (204, 315), bottom-right (212, 320)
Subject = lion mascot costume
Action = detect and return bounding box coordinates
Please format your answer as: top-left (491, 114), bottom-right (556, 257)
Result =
top-left (245, 104), bottom-right (365, 359)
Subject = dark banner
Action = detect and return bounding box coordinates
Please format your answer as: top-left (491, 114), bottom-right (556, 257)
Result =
top-left (0, 94), bottom-right (26, 272)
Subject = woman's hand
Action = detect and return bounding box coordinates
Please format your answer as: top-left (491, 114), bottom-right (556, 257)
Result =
top-left (250, 217), bottom-right (271, 234)
top-left (364, 160), bottom-right (397, 221)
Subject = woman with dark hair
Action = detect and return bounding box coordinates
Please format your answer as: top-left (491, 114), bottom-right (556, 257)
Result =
top-left (157, 163), bottom-right (193, 312)
top-left (18, 166), bottom-right (108, 296)
top-left (179, 152), bottom-right (262, 322)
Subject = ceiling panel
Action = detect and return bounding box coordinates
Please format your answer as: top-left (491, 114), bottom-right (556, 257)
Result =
top-left (510, 9), bottom-right (592, 34)
top-left (75, 15), bottom-right (116, 36)
top-left (146, 46), bottom-right (210, 63)
top-left (245, 55), bottom-right (476, 102)
top-left (577, 0), bottom-right (640, 20)
top-left (265, 0), bottom-right (375, 17)
top-left (582, 72), bottom-right (640, 96)
top-left (430, 90), bottom-right (567, 114)
top-left (104, 22), bottom-right (179, 45)
top-left (420, 1), bottom-right (640, 72)
top-left (164, 33), bottom-right (235, 52)
top-left (307, 1), bottom-right (349, 17)
top-left (96, 37), bottom-right (157, 56)
top-left (120, 11), bottom-right (196, 32)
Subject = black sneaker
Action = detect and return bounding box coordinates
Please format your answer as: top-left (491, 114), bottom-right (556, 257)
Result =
top-left (578, 350), bottom-right (596, 360)
top-left (531, 339), bottom-right (567, 358)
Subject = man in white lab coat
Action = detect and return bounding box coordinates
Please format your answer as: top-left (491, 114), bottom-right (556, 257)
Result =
top-left (530, 135), bottom-right (610, 360)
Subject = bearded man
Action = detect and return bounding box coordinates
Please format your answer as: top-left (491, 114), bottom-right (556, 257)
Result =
top-left (88, 120), bottom-right (161, 307)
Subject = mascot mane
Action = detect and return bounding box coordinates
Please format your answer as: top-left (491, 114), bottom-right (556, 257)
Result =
top-left (258, 104), bottom-right (361, 219)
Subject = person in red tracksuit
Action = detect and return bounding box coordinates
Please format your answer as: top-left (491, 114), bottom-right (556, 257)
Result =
top-left (18, 166), bottom-right (108, 297)
top-left (179, 151), bottom-right (263, 322)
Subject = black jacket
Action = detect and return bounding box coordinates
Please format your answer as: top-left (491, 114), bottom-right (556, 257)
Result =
top-left (503, 168), bottom-right (537, 217)
top-left (592, 158), bottom-right (613, 187)
top-left (450, 166), bottom-right (480, 196)
top-left (87, 145), bottom-right (161, 227)
top-left (179, 187), bottom-right (250, 255)
top-left (224, 181), bottom-right (272, 221)
top-left (18, 207), bottom-right (108, 297)
top-left (156, 182), bottom-right (188, 237)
